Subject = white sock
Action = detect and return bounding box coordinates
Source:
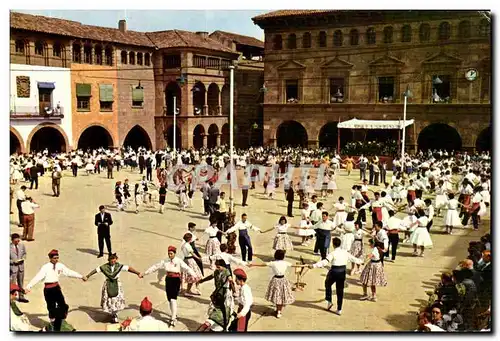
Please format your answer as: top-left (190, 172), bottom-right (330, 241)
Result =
top-left (171, 300), bottom-right (178, 320)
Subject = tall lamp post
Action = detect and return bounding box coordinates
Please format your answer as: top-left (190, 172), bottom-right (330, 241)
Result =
top-left (401, 86), bottom-right (412, 175)
top-left (229, 65), bottom-right (236, 213)
top-left (173, 96), bottom-right (177, 152)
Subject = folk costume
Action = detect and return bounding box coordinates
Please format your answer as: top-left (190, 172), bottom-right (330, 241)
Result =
top-left (26, 250), bottom-right (83, 320)
top-left (226, 219), bottom-right (261, 262)
top-left (120, 297), bottom-right (171, 331)
top-left (271, 223), bottom-right (294, 251)
top-left (229, 269), bottom-right (253, 332)
top-left (264, 261), bottom-right (295, 312)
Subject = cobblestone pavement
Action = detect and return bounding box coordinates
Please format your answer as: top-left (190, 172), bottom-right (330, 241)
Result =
top-left (10, 167), bottom-right (489, 331)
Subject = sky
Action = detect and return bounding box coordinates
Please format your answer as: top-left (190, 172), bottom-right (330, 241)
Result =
top-left (13, 10), bottom-right (268, 40)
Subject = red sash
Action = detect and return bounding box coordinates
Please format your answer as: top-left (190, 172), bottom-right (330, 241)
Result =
top-left (463, 195), bottom-right (471, 206)
top-left (469, 202), bottom-right (480, 213)
top-left (373, 207), bottom-right (383, 221)
top-left (408, 190), bottom-right (416, 201)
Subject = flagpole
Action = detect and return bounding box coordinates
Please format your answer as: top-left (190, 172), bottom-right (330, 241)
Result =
top-left (401, 87), bottom-right (408, 175)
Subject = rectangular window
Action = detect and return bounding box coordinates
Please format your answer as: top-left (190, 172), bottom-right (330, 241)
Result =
top-left (77, 97), bottom-right (90, 110)
top-left (38, 88), bottom-right (52, 110)
top-left (193, 55), bottom-right (206, 68)
top-left (132, 88), bottom-right (144, 107)
top-left (207, 57), bottom-right (220, 69)
top-left (329, 78), bottom-right (345, 103)
top-left (99, 84), bottom-right (113, 111)
top-left (285, 80), bottom-right (299, 103)
top-left (100, 101), bottom-right (113, 111)
top-left (378, 77), bottom-right (395, 103)
top-left (76, 83), bottom-right (91, 111)
top-left (432, 75), bottom-right (451, 103)
top-left (163, 54), bottom-right (181, 69)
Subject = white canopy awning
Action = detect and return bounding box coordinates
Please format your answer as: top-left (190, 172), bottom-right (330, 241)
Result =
top-left (337, 118), bottom-right (414, 130)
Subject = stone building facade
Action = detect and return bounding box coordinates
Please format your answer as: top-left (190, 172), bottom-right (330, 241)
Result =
top-left (253, 10), bottom-right (492, 151)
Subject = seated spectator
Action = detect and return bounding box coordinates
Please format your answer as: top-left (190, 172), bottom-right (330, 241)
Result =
top-left (430, 303), bottom-right (463, 332)
top-left (458, 259), bottom-right (482, 289)
top-left (416, 312), bottom-right (444, 332)
top-left (10, 284), bottom-right (35, 331)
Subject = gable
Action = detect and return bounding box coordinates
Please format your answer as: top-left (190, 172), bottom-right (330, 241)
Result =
top-left (277, 60), bottom-right (306, 70)
top-left (321, 56), bottom-right (354, 69)
top-left (369, 54), bottom-right (405, 67)
top-left (422, 52), bottom-right (463, 65)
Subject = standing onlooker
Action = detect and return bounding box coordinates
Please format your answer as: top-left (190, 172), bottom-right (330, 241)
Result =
top-left (208, 182), bottom-right (220, 215)
top-left (29, 164), bottom-right (39, 190)
top-left (51, 167), bottom-right (62, 197)
top-left (21, 197), bottom-right (39, 242)
top-left (359, 156), bottom-right (367, 181)
top-left (146, 157), bottom-right (153, 181)
top-left (94, 205), bottom-right (113, 258)
top-left (107, 157), bottom-right (114, 179)
top-left (16, 185), bottom-right (27, 227)
top-left (10, 233), bottom-right (28, 303)
top-left (241, 172), bottom-right (250, 207)
top-left (286, 181), bottom-right (294, 218)
top-left (138, 154), bottom-right (145, 174)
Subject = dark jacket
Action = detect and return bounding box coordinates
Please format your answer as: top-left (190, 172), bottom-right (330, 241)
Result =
top-left (94, 212), bottom-right (113, 235)
top-left (286, 187), bottom-right (294, 202)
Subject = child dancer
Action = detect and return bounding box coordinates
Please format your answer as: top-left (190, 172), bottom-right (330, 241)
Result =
top-left (359, 238), bottom-right (387, 302)
top-left (350, 219), bottom-right (369, 275)
top-left (261, 216), bottom-right (294, 252)
top-left (444, 193), bottom-right (461, 235)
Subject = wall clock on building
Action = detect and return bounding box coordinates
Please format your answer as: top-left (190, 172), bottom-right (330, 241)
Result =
top-left (465, 69), bottom-right (478, 81)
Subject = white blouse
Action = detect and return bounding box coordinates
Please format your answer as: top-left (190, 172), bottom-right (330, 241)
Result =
top-left (266, 260), bottom-right (292, 276)
top-left (334, 202), bottom-right (346, 211)
top-left (275, 223), bottom-right (290, 233)
top-left (144, 257), bottom-right (193, 275)
top-left (370, 247), bottom-right (381, 261)
top-left (204, 225), bottom-right (219, 237)
top-left (180, 242), bottom-right (195, 258)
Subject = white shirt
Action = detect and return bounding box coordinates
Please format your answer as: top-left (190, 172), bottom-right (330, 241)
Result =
top-left (334, 202), bottom-right (346, 211)
top-left (226, 220), bottom-right (260, 234)
top-left (144, 257), bottom-right (194, 276)
top-left (361, 185), bottom-right (369, 192)
top-left (308, 202), bottom-right (317, 211)
top-left (208, 252), bottom-right (247, 267)
top-left (369, 247), bottom-right (382, 261)
top-left (472, 192), bottom-right (483, 204)
top-left (425, 205), bottom-right (435, 221)
top-left (413, 198), bottom-right (425, 209)
top-left (275, 223), bottom-right (290, 233)
top-left (237, 284), bottom-right (253, 316)
top-left (95, 264), bottom-right (130, 278)
top-left (313, 248), bottom-right (363, 268)
top-left (375, 229), bottom-right (389, 250)
top-left (27, 262), bottom-right (83, 289)
top-left (310, 209), bottom-right (322, 222)
top-left (204, 225), bottom-right (220, 238)
top-left (460, 185), bottom-right (473, 195)
top-left (266, 260), bottom-right (292, 276)
top-left (125, 315), bottom-right (171, 331)
top-left (314, 219), bottom-right (335, 231)
top-left (16, 189), bottom-right (26, 201)
top-left (21, 201), bottom-right (39, 215)
top-left (386, 216), bottom-right (403, 231)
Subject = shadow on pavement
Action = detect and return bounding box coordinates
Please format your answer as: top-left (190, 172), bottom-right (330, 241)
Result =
top-left (129, 227), bottom-right (183, 242)
top-left (76, 305), bottom-right (111, 323)
top-left (76, 248), bottom-right (100, 256)
top-left (177, 316), bottom-right (201, 332)
top-left (25, 313), bottom-right (48, 328)
top-left (384, 312), bottom-right (417, 330)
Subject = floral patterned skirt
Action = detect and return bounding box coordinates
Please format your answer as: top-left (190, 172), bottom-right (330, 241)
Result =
top-left (360, 261), bottom-right (387, 287)
top-left (206, 237), bottom-right (221, 256)
top-left (182, 258), bottom-right (203, 283)
top-left (101, 280), bottom-right (125, 313)
top-left (265, 276), bottom-right (295, 306)
top-left (272, 234), bottom-right (294, 251)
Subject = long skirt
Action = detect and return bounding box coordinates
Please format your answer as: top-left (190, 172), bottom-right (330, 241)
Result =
top-left (360, 261), bottom-right (387, 287)
top-left (265, 277), bottom-right (295, 306)
top-left (206, 237), bottom-right (221, 256)
top-left (349, 240), bottom-right (364, 258)
top-left (445, 209), bottom-right (461, 226)
top-left (101, 280), bottom-right (126, 313)
top-left (435, 194), bottom-right (447, 209)
top-left (340, 233), bottom-right (355, 251)
top-left (410, 227), bottom-right (433, 247)
top-left (272, 234), bottom-right (293, 251)
top-left (182, 258), bottom-right (203, 283)
top-left (333, 212), bottom-right (347, 227)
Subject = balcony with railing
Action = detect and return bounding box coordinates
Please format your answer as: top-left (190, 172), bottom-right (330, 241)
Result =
top-left (10, 105), bottom-right (65, 120)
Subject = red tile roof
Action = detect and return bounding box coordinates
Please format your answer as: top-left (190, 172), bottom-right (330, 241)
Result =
top-left (252, 10), bottom-right (337, 21)
top-left (210, 30), bottom-right (264, 49)
top-left (145, 30), bottom-right (236, 53)
top-left (10, 11), bottom-right (154, 47)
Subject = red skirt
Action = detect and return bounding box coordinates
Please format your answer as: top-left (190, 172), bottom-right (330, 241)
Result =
top-left (373, 207), bottom-right (383, 221)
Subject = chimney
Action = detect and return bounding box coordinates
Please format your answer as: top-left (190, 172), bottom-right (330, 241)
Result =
top-left (119, 20), bottom-right (127, 33)
top-left (196, 31), bottom-right (208, 39)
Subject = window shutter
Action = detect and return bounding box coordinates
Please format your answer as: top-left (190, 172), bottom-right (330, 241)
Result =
top-left (76, 83), bottom-right (91, 97)
top-left (132, 88), bottom-right (144, 102)
top-left (99, 84), bottom-right (114, 102)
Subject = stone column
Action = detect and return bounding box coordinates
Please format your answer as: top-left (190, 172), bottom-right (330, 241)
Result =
top-left (308, 140), bottom-right (319, 149)
top-left (203, 90), bottom-right (208, 116)
top-left (218, 89), bottom-right (222, 115)
top-left (202, 133), bottom-right (207, 148)
top-left (216, 133), bottom-right (221, 146)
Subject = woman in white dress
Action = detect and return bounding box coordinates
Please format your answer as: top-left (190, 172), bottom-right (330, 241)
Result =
top-left (204, 221), bottom-right (222, 269)
top-left (297, 203), bottom-right (315, 245)
top-left (180, 233), bottom-right (203, 295)
top-left (261, 216), bottom-right (294, 252)
top-left (409, 209), bottom-right (433, 257)
top-left (434, 180), bottom-right (448, 217)
top-left (332, 197), bottom-right (348, 228)
top-left (327, 171), bottom-right (337, 195)
top-left (340, 219), bottom-right (356, 252)
top-left (444, 193), bottom-right (461, 234)
top-left (401, 207), bottom-right (418, 244)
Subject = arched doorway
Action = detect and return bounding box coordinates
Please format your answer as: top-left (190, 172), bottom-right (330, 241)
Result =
top-left (123, 125), bottom-right (152, 150)
top-left (207, 124), bottom-right (219, 149)
top-left (10, 131), bottom-right (22, 155)
top-left (319, 122), bottom-right (338, 148)
top-left (221, 123), bottom-right (229, 146)
top-left (276, 121), bottom-right (308, 147)
top-left (193, 125), bottom-right (205, 150)
top-left (418, 123), bottom-right (462, 152)
top-left (221, 84), bottom-right (229, 115)
top-left (30, 126), bottom-right (67, 153)
top-left (166, 125), bottom-right (181, 150)
top-left (475, 126), bottom-right (492, 152)
top-left (165, 82), bottom-right (181, 116)
top-left (78, 125), bottom-right (113, 150)
top-left (192, 82), bottom-right (206, 115)
top-left (207, 83), bottom-right (220, 116)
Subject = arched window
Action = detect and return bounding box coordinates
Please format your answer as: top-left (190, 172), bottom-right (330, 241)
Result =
top-left (121, 50), bottom-right (127, 64)
top-left (458, 21), bottom-right (471, 38)
top-left (419, 23), bottom-right (430, 42)
top-left (35, 41), bottom-right (44, 55)
top-left (53, 42), bottom-right (62, 57)
top-left (105, 46), bottom-right (113, 66)
top-left (145, 53), bottom-right (151, 66)
top-left (287, 33), bottom-right (296, 49)
top-left (401, 25), bottom-right (412, 42)
top-left (94, 45), bottom-right (103, 65)
top-left (15, 40), bottom-right (25, 53)
top-left (302, 32), bottom-right (311, 48)
top-left (366, 28), bottom-right (376, 45)
top-left (318, 31), bottom-right (327, 47)
top-left (72, 43), bottom-right (81, 63)
top-left (438, 22), bottom-right (451, 41)
top-left (273, 34), bottom-right (283, 50)
top-left (349, 29), bottom-right (359, 46)
top-left (479, 18), bottom-right (490, 37)
top-left (137, 52), bottom-right (143, 65)
top-left (129, 51), bottom-right (135, 65)
top-left (84, 44), bottom-right (92, 64)
top-left (383, 26), bottom-right (393, 43)
top-left (333, 30), bottom-right (343, 46)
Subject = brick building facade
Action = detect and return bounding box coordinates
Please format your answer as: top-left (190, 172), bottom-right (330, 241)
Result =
top-left (253, 10), bottom-right (492, 152)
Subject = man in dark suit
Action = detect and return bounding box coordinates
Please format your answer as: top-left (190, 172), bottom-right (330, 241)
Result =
top-left (208, 183), bottom-right (220, 215)
top-left (29, 165), bottom-right (39, 190)
top-left (146, 157), bottom-right (153, 181)
top-left (107, 158), bottom-right (114, 179)
top-left (10, 233), bottom-right (28, 303)
top-left (286, 181), bottom-right (294, 217)
top-left (94, 205), bottom-right (113, 258)
top-left (138, 154), bottom-right (145, 174)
